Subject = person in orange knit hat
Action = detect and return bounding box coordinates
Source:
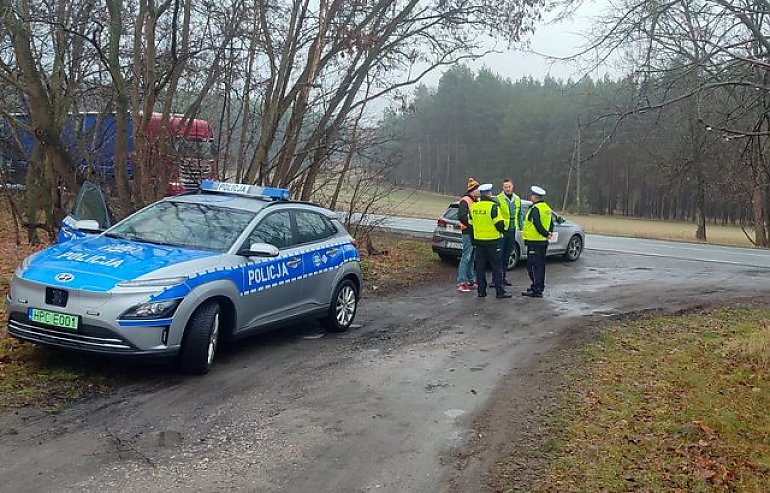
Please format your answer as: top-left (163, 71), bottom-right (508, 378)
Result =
top-left (456, 177), bottom-right (480, 292)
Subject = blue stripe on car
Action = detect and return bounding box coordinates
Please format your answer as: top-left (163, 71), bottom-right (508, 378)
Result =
top-left (149, 241), bottom-right (360, 302)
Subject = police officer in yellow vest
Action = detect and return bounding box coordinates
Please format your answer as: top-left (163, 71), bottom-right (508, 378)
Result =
top-left (469, 183), bottom-right (512, 298)
top-left (496, 179), bottom-right (523, 286)
top-left (522, 185), bottom-right (554, 298)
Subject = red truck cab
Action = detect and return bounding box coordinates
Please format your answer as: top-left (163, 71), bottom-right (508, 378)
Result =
top-left (148, 114), bottom-right (217, 196)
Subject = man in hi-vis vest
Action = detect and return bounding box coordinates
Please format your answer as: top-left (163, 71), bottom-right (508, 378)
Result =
top-left (469, 184), bottom-right (512, 298)
top-left (521, 185), bottom-right (554, 298)
top-left (495, 179), bottom-right (523, 286)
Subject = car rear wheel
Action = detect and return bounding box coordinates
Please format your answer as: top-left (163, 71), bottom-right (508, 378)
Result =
top-left (180, 301), bottom-right (220, 375)
top-left (321, 279), bottom-right (359, 333)
top-left (563, 235), bottom-right (583, 262)
top-left (438, 253), bottom-right (457, 264)
top-left (506, 244), bottom-right (521, 270)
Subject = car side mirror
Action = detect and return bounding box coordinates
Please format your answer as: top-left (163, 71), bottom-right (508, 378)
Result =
top-left (554, 214), bottom-right (565, 224)
top-left (73, 219), bottom-right (102, 233)
top-left (241, 242), bottom-right (280, 257)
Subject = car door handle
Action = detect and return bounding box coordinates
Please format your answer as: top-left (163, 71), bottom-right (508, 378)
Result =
top-left (325, 248), bottom-right (339, 255)
top-left (286, 258), bottom-right (301, 268)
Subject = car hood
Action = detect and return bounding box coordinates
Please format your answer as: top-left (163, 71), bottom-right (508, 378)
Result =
top-left (19, 235), bottom-right (219, 292)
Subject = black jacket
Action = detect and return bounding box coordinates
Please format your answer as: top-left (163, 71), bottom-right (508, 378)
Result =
top-left (458, 194), bottom-right (474, 235)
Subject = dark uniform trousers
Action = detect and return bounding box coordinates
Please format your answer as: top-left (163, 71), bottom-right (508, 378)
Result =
top-left (475, 239), bottom-right (504, 296)
top-left (525, 241), bottom-right (548, 295)
top-left (498, 228), bottom-right (516, 280)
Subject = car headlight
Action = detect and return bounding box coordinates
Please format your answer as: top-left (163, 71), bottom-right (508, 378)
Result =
top-left (120, 299), bottom-right (182, 320)
top-left (117, 277), bottom-right (187, 288)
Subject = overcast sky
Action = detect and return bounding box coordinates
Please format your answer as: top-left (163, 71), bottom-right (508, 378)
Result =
top-left (420, 0), bottom-right (615, 87)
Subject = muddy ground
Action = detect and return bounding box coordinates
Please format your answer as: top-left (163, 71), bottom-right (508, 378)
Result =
top-left (2, 250), bottom-right (770, 492)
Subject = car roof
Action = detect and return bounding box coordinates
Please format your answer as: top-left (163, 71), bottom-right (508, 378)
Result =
top-left (167, 191), bottom-right (335, 216)
top-left (167, 192), bottom-right (273, 211)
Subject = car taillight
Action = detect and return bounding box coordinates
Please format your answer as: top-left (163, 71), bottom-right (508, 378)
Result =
top-left (437, 218), bottom-right (447, 227)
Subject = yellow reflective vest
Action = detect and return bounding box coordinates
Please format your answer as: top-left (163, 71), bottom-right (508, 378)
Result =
top-left (469, 199), bottom-right (503, 241)
top-left (522, 201), bottom-right (553, 242)
top-left (496, 192), bottom-right (522, 231)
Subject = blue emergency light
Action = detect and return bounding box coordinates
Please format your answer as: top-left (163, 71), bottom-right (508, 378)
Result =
top-left (199, 180), bottom-right (290, 201)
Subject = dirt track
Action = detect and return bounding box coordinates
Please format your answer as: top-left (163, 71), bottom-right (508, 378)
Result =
top-left (2, 250), bottom-right (770, 492)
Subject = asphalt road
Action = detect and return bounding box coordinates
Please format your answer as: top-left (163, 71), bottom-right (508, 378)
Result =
top-left (3, 220), bottom-right (770, 492)
top-left (368, 213), bottom-right (770, 269)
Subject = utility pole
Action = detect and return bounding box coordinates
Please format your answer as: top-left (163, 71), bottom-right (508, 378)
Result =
top-left (576, 118), bottom-right (581, 215)
top-left (418, 141), bottom-right (423, 188)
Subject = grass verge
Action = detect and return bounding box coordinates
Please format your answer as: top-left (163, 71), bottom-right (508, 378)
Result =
top-left (566, 214), bottom-right (754, 248)
top-left (527, 306), bottom-right (770, 492)
top-left (0, 339), bottom-right (110, 411)
top-left (0, 201), bottom-right (111, 411)
top-left (359, 232), bottom-right (450, 296)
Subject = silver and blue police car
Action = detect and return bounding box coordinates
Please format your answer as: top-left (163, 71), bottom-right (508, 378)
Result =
top-left (7, 181), bottom-right (362, 374)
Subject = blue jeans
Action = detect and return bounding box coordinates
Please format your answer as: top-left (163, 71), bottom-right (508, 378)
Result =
top-left (456, 234), bottom-right (475, 284)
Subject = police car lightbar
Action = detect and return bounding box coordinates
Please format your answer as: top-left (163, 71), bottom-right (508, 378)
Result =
top-left (199, 180), bottom-right (290, 201)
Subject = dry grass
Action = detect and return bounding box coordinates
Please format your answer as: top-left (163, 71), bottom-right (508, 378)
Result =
top-left (567, 213), bottom-right (754, 247)
top-left (530, 306), bottom-right (770, 492)
top-left (359, 231), bottom-right (450, 295)
top-left (0, 200), bottom-right (112, 410)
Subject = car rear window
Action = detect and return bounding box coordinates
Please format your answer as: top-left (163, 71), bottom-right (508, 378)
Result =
top-left (443, 205), bottom-right (459, 221)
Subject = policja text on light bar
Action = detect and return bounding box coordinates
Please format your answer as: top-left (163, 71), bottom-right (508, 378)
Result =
top-left (199, 180), bottom-right (290, 200)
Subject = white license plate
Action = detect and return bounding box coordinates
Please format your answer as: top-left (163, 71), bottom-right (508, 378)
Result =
top-left (446, 241), bottom-right (462, 249)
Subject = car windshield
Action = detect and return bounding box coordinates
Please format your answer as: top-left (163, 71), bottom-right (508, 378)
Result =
top-left (105, 201), bottom-right (254, 252)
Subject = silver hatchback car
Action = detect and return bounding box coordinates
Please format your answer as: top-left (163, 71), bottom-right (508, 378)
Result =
top-left (7, 181), bottom-right (362, 374)
top-left (431, 200), bottom-right (585, 269)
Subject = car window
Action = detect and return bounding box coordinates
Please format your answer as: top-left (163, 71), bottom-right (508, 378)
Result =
top-left (72, 182), bottom-right (110, 229)
top-left (248, 210), bottom-right (294, 249)
top-left (106, 201), bottom-right (254, 252)
top-left (443, 206), bottom-right (459, 221)
top-left (295, 210), bottom-right (336, 244)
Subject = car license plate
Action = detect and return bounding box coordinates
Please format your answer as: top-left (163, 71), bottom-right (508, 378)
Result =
top-left (28, 308), bottom-right (80, 331)
top-left (446, 241), bottom-right (462, 249)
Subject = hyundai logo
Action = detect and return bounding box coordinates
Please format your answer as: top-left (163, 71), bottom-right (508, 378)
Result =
top-left (55, 272), bottom-right (75, 283)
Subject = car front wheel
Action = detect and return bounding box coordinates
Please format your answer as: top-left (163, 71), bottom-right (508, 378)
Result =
top-left (180, 301), bottom-right (221, 375)
top-left (322, 279), bottom-right (359, 333)
top-left (563, 235), bottom-right (583, 262)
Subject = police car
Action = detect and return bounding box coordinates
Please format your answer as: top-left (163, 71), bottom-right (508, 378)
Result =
top-left (7, 181), bottom-right (362, 374)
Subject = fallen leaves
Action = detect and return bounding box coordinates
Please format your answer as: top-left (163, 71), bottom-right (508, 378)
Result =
top-left (359, 232), bottom-right (449, 296)
top-left (535, 307), bottom-right (770, 492)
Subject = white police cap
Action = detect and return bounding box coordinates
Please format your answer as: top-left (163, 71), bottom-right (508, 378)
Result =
top-left (479, 183), bottom-right (493, 192)
top-left (530, 185), bottom-right (546, 196)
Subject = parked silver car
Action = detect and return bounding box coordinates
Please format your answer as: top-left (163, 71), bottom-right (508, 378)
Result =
top-left (431, 201), bottom-right (585, 268)
top-left (7, 181), bottom-right (362, 374)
